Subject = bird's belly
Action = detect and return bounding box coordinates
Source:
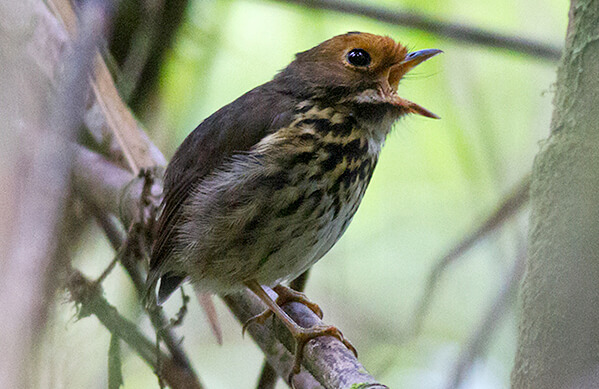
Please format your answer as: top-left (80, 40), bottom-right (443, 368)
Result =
top-left (183, 123), bottom-right (379, 293)
top-left (252, 174), bottom-right (370, 287)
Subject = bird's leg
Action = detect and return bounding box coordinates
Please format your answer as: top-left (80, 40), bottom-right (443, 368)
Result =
top-left (242, 284), bottom-right (324, 335)
top-left (243, 281), bottom-right (357, 379)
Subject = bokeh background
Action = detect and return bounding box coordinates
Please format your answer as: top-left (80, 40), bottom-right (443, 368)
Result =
top-left (33, 0), bottom-right (567, 387)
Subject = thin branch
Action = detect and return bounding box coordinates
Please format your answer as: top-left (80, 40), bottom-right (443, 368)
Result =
top-left (274, 0), bottom-right (562, 61)
top-left (444, 239), bottom-right (527, 389)
top-left (82, 178), bottom-right (199, 378)
top-left (257, 362), bottom-right (280, 389)
top-left (108, 334), bottom-right (124, 389)
top-left (50, 0), bottom-right (167, 172)
top-left (66, 270), bottom-right (203, 389)
top-left (410, 174), bottom-right (530, 335)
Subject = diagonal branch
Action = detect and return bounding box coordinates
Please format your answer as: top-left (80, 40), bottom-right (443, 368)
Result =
top-left (74, 146), bottom-right (195, 376)
top-left (224, 290), bottom-right (386, 389)
top-left (66, 270), bottom-right (203, 389)
top-left (410, 174), bottom-right (530, 335)
top-left (444, 239), bottom-right (527, 389)
top-left (50, 0), bottom-right (164, 173)
top-left (274, 0), bottom-right (562, 61)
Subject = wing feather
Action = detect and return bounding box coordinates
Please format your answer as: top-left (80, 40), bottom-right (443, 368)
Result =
top-left (147, 83), bottom-right (297, 300)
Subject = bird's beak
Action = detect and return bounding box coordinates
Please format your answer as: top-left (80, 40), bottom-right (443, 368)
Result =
top-left (401, 49), bottom-right (443, 71)
top-left (387, 48), bottom-right (443, 119)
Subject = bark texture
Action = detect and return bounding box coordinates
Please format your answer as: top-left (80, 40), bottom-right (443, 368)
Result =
top-left (511, 1), bottom-right (599, 388)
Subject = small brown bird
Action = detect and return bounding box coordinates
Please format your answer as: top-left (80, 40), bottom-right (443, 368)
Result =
top-left (147, 32), bottom-right (441, 376)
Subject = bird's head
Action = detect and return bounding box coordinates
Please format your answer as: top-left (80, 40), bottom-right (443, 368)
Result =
top-left (277, 32), bottom-right (441, 119)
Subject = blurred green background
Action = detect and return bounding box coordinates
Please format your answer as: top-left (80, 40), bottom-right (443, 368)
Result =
top-left (38, 0), bottom-right (567, 387)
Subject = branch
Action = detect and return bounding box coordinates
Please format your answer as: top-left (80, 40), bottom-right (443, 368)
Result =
top-left (49, 0), bottom-right (167, 172)
top-left (66, 270), bottom-right (203, 389)
top-left (274, 0), bottom-right (562, 61)
top-left (0, 1), bottom-right (111, 387)
top-left (444, 239), bottom-right (527, 389)
top-left (410, 174), bottom-right (530, 335)
top-left (224, 290), bottom-right (386, 389)
top-left (77, 149), bottom-right (199, 379)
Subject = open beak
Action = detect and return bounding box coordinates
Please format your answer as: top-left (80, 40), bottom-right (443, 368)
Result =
top-left (401, 49), bottom-right (443, 71)
top-left (387, 48), bottom-right (443, 119)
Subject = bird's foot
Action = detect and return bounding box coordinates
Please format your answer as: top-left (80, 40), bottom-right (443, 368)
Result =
top-left (287, 323), bottom-right (357, 382)
top-left (272, 284), bottom-right (323, 319)
top-left (243, 281), bottom-right (357, 383)
top-left (242, 284), bottom-right (322, 336)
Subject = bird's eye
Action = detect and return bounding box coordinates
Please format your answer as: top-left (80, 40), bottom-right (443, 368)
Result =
top-left (346, 48), bottom-right (371, 67)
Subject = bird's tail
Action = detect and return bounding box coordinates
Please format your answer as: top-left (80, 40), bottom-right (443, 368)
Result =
top-left (143, 268), bottom-right (161, 308)
top-left (144, 267), bottom-right (187, 305)
top-left (145, 272), bottom-right (222, 344)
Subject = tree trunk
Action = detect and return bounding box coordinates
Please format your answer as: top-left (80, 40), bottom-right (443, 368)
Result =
top-left (511, 0), bottom-right (599, 388)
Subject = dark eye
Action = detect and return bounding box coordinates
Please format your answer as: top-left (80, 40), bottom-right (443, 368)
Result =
top-left (346, 48), bottom-right (371, 67)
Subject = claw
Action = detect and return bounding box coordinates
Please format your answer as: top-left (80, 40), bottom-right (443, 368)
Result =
top-left (241, 309), bottom-right (273, 337)
top-left (287, 324), bottom-right (358, 381)
top-left (272, 285), bottom-right (324, 319)
top-left (243, 284), bottom-right (324, 337)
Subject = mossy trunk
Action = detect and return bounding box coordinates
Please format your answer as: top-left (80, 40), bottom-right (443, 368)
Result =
top-left (511, 0), bottom-right (599, 387)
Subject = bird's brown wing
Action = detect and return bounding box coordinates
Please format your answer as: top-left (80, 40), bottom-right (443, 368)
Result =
top-left (148, 84), bottom-right (297, 302)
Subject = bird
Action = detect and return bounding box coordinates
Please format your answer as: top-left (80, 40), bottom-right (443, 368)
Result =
top-left (147, 31), bottom-right (441, 377)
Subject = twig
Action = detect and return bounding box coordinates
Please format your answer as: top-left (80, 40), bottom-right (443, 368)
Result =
top-left (257, 361), bottom-right (280, 389)
top-left (85, 192), bottom-right (198, 375)
top-left (80, 163), bottom-right (198, 382)
top-left (67, 270), bottom-right (203, 389)
top-left (82, 188), bottom-right (201, 385)
top-left (108, 334), bottom-right (124, 389)
top-left (410, 174), bottom-right (530, 335)
top-left (444, 239), bottom-right (527, 389)
top-left (274, 0), bottom-right (562, 61)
